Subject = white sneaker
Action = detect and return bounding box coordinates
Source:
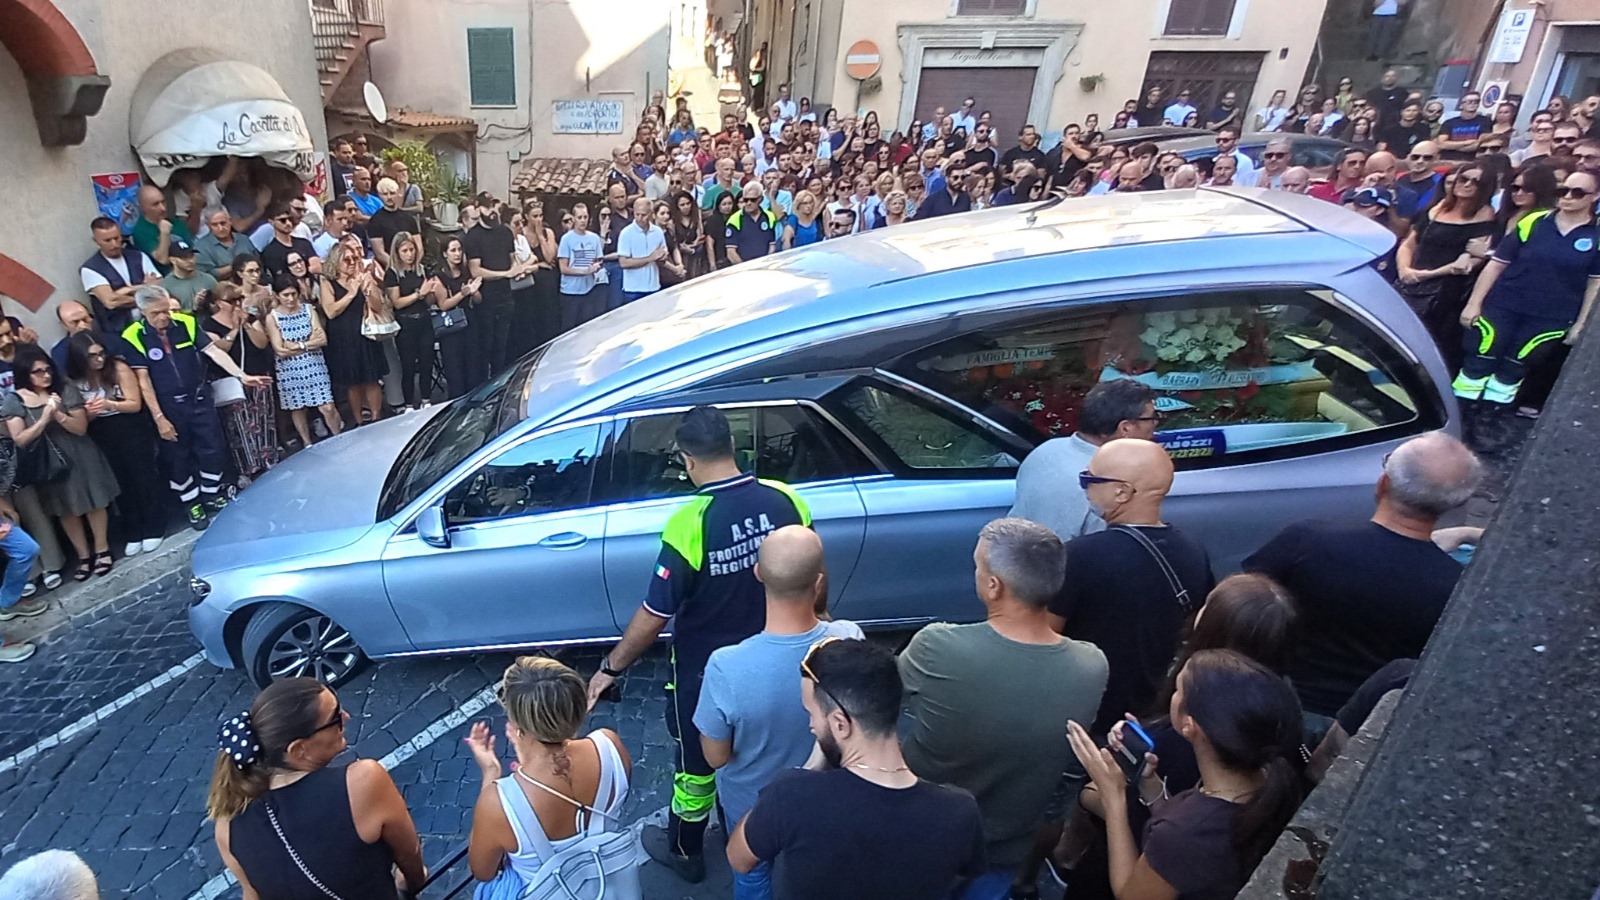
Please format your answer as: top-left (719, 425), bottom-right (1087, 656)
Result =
top-left (124, 542), bottom-right (143, 557)
top-left (41, 572), bottom-right (62, 591)
top-left (141, 537), bottom-right (164, 554)
top-left (0, 642), bottom-right (36, 664)
top-left (21, 582), bottom-right (37, 599)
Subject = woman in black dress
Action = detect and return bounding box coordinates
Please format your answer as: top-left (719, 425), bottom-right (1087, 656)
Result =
top-left (431, 237), bottom-right (483, 400)
top-left (523, 201), bottom-right (561, 353)
top-left (318, 238), bottom-right (389, 425)
top-left (1395, 161), bottom-right (1499, 373)
top-left (210, 678), bottom-right (426, 900)
top-left (64, 332), bottom-right (166, 557)
top-left (705, 191), bottom-right (736, 272)
top-left (672, 191), bottom-right (709, 280)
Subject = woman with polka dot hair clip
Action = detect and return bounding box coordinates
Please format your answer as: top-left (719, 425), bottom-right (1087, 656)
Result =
top-left (206, 677), bottom-right (428, 899)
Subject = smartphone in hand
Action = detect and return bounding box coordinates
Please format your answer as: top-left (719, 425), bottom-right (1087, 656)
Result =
top-left (1113, 718), bottom-right (1157, 784)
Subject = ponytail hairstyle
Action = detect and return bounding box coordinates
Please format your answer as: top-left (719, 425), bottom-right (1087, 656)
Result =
top-left (1176, 649), bottom-right (1303, 875)
top-left (205, 678), bottom-right (330, 820)
top-left (1156, 572), bottom-right (1299, 714)
top-left (498, 656), bottom-right (588, 779)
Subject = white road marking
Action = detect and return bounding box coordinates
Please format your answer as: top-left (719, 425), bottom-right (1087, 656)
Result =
top-left (0, 652), bottom-right (206, 776)
top-left (184, 681), bottom-right (503, 900)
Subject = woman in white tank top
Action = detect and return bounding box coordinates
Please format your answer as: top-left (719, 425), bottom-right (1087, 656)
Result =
top-left (465, 656), bottom-right (644, 898)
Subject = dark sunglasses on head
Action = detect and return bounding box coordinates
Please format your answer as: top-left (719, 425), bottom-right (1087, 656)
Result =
top-left (1557, 186), bottom-right (1594, 199)
top-left (800, 637), bottom-right (851, 720)
top-left (1078, 469), bottom-right (1132, 491)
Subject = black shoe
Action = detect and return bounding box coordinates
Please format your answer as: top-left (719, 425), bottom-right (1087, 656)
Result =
top-left (188, 503), bottom-right (210, 531)
top-left (205, 493), bottom-right (230, 515)
top-left (642, 824), bottom-right (705, 883)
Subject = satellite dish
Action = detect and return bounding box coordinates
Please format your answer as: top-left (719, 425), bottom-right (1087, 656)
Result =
top-left (363, 81), bottom-right (388, 124)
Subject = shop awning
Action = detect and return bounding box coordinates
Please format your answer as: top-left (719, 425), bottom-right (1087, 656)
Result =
top-left (130, 48), bottom-right (315, 186)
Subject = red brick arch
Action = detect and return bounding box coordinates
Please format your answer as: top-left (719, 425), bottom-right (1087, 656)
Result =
top-left (0, 0), bottom-right (108, 146)
top-left (0, 253), bottom-right (56, 314)
top-left (0, 0), bottom-right (98, 78)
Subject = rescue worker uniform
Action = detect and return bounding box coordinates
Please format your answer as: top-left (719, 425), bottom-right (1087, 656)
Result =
top-left (122, 312), bottom-right (231, 527)
top-left (1455, 209), bottom-right (1600, 404)
top-left (641, 472), bottom-right (811, 860)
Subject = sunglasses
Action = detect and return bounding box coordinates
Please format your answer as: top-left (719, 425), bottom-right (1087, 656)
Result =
top-left (1554, 137), bottom-right (1580, 144)
top-left (1408, 154), bottom-right (1437, 161)
top-left (1557, 187), bottom-right (1594, 199)
top-left (274, 216), bottom-right (294, 224)
top-left (307, 701), bottom-right (347, 738)
top-left (1512, 182), bottom-right (1529, 191)
top-left (800, 637), bottom-right (851, 720)
top-left (1078, 469), bottom-right (1132, 491)
top-left (28, 366), bottom-right (52, 376)
top-left (1263, 151), bottom-right (1288, 159)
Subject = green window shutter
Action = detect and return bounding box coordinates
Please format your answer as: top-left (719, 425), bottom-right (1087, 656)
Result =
top-left (467, 28), bottom-right (516, 106)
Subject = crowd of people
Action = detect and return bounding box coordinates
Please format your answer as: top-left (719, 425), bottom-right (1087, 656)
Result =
top-left (144, 394), bottom-right (1483, 900)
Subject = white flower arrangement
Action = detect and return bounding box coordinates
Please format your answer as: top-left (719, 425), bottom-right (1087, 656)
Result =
top-left (1139, 308), bottom-right (1249, 366)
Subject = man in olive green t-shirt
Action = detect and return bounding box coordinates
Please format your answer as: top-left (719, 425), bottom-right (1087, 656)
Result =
top-left (899, 518), bottom-right (1109, 888)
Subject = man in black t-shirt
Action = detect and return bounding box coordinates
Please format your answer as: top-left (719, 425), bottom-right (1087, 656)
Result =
top-left (365, 178), bottom-right (422, 267)
top-left (257, 203), bottom-right (319, 282)
top-left (966, 124), bottom-right (1000, 170)
top-left (999, 125), bottom-right (1048, 185)
top-left (463, 208), bottom-right (523, 375)
top-left (728, 639), bottom-right (986, 900)
top-left (1365, 69), bottom-right (1409, 127)
top-left (1048, 439), bottom-right (1214, 734)
top-left (1243, 433), bottom-right (1481, 722)
top-left (1135, 85), bottom-right (1165, 128)
top-left (1377, 101), bottom-right (1431, 156)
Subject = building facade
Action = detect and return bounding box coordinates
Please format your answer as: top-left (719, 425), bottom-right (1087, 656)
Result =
top-left (367, 0), bottom-right (672, 200)
top-left (764, 0), bottom-right (1328, 139)
top-left (1472, 0), bottom-right (1600, 120)
top-left (0, 0), bottom-right (326, 338)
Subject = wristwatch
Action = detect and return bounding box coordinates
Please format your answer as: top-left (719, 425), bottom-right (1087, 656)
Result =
top-left (599, 658), bottom-right (625, 678)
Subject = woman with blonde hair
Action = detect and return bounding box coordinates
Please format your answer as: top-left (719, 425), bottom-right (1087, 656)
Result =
top-left (319, 239), bottom-right (389, 425)
top-left (382, 231), bottom-right (438, 411)
top-left (783, 190), bottom-right (825, 249)
top-left (466, 656), bottom-right (642, 895)
top-left (209, 678), bottom-right (425, 899)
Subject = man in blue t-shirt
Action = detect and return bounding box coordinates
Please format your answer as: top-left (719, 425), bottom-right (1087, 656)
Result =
top-left (694, 527), bottom-right (863, 897)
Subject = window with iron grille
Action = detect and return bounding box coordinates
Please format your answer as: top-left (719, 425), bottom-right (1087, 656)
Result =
top-left (1163, 0), bottom-right (1237, 35)
top-left (467, 28), bottom-right (516, 107)
top-left (955, 0), bottom-right (1027, 16)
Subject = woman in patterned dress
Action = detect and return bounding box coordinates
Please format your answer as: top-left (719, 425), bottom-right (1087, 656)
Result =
top-left (199, 283), bottom-right (279, 478)
top-left (264, 273), bottom-right (342, 448)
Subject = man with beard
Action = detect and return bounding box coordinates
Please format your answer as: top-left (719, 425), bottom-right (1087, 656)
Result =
top-left (727, 638), bottom-right (986, 899)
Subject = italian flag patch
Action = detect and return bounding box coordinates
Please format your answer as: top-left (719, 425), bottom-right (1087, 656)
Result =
top-left (655, 564), bottom-right (670, 580)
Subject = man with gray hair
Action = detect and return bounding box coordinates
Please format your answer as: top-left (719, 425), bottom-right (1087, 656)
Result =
top-left (899, 518), bottom-right (1108, 899)
top-left (0, 849), bottom-right (99, 899)
top-left (122, 285), bottom-right (269, 530)
top-left (1008, 378), bottom-right (1158, 541)
top-left (1256, 137), bottom-right (1294, 189)
top-left (1244, 431), bottom-right (1483, 726)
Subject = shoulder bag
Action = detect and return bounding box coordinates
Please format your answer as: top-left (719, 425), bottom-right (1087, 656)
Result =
top-left (211, 321), bottom-right (247, 407)
top-left (432, 274), bottom-right (471, 337)
top-left (1113, 525), bottom-right (1199, 616)
top-left (362, 286), bottom-right (401, 340)
top-left (14, 406), bottom-right (72, 487)
top-left (262, 798), bottom-right (349, 900)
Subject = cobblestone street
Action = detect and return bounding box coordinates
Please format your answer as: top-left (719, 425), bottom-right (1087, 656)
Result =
top-left (0, 561), bottom-right (737, 898)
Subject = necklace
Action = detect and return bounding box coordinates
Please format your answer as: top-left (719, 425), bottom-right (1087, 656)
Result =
top-left (848, 763), bottom-right (910, 773)
top-left (1197, 782), bottom-right (1253, 802)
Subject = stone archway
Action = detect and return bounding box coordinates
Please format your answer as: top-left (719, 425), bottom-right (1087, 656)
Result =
top-left (0, 0), bottom-right (111, 145)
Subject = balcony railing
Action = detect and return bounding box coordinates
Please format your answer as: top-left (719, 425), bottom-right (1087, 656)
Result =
top-left (310, 0), bottom-right (384, 71)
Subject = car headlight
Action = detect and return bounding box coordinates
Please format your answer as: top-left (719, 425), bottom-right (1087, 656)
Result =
top-left (190, 577), bottom-right (212, 604)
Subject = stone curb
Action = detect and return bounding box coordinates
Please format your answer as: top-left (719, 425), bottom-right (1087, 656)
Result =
top-left (7, 530), bottom-right (199, 644)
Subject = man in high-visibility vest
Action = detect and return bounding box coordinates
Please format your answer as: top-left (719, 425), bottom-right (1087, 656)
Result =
top-left (122, 286), bottom-right (269, 530)
top-left (586, 406), bottom-right (812, 883)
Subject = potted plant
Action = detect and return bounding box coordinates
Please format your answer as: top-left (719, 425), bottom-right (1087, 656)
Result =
top-left (430, 170), bottom-right (471, 227)
top-left (1079, 74), bottom-right (1106, 93)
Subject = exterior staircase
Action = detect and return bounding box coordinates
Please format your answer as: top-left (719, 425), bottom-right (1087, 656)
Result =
top-left (310, 0), bottom-right (386, 104)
